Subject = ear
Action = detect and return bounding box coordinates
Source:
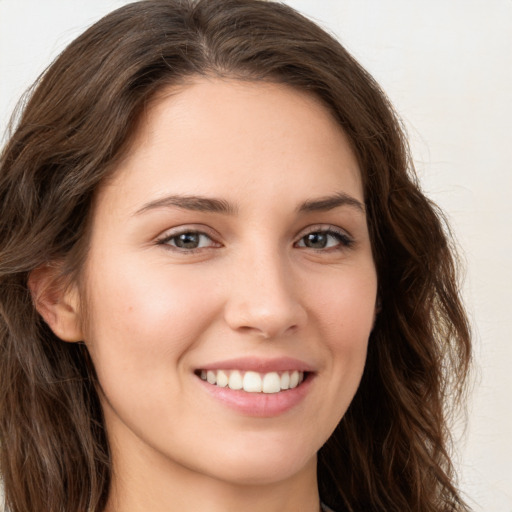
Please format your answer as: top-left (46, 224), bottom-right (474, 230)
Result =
top-left (28, 264), bottom-right (84, 342)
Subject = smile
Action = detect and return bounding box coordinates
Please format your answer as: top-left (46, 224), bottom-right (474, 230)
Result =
top-left (197, 369), bottom-right (305, 393)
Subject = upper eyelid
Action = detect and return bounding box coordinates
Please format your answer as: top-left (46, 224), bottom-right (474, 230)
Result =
top-left (156, 224), bottom-right (219, 241)
top-left (296, 224), bottom-right (353, 239)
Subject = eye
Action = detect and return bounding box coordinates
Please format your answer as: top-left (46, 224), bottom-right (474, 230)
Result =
top-left (157, 230), bottom-right (218, 251)
top-left (295, 228), bottom-right (353, 250)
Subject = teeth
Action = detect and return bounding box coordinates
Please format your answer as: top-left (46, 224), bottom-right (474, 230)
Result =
top-left (216, 369), bottom-right (229, 388)
top-left (262, 372), bottom-right (281, 393)
top-left (229, 370), bottom-right (243, 390)
top-left (290, 370), bottom-right (300, 388)
top-left (199, 369), bottom-right (305, 393)
top-left (280, 372), bottom-right (290, 390)
top-left (243, 371), bottom-right (262, 392)
top-left (206, 370), bottom-right (216, 384)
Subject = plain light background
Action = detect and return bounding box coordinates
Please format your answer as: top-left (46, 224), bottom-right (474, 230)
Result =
top-left (1, 1), bottom-right (511, 510)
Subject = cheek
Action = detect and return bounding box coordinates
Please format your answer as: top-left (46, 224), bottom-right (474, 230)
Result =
top-left (81, 256), bottom-right (226, 443)
top-left (306, 265), bottom-right (376, 396)
top-left (307, 263), bottom-right (377, 341)
top-left (82, 255), bottom-right (222, 381)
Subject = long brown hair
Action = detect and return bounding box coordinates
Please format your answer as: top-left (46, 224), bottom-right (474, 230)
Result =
top-left (0, 1), bottom-right (471, 511)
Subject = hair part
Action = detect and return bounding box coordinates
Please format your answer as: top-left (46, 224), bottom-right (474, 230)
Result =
top-left (0, 1), bottom-right (471, 511)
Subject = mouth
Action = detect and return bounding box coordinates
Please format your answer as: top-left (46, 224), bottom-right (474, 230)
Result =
top-left (195, 369), bottom-right (308, 394)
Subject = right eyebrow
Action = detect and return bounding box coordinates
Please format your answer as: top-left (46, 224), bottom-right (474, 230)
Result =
top-left (133, 194), bottom-right (238, 216)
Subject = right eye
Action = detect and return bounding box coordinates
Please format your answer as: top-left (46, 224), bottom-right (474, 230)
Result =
top-left (157, 230), bottom-right (218, 251)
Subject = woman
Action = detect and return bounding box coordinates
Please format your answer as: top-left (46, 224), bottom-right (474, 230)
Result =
top-left (0, 1), bottom-right (471, 511)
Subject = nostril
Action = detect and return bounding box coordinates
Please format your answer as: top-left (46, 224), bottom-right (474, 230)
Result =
top-left (236, 323), bottom-right (299, 340)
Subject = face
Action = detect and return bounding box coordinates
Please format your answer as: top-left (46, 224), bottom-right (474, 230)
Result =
top-left (80, 79), bottom-right (377, 489)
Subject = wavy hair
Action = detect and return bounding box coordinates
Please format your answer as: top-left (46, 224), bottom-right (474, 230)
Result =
top-left (0, 1), bottom-right (471, 511)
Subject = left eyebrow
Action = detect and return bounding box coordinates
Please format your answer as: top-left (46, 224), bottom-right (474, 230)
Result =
top-left (297, 192), bottom-right (365, 214)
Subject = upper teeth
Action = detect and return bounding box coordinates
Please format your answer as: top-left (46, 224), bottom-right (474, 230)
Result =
top-left (199, 369), bottom-right (304, 393)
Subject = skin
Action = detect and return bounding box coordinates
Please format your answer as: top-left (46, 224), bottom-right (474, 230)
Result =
top-left (36, 78), bottom-right (378, 512)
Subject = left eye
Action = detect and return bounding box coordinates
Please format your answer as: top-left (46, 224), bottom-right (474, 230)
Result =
top-left (159, 231), bottom-right (215, 250)
top-left (295, 230), bottom-right (352, 250)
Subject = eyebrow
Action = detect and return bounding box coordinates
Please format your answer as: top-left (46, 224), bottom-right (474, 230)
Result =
top-left (134, 195), bottom-right (237, 216)
top-left (297, 192), bottom-right (365, 214)
top-left (134, 191), bottom-right (365, 216)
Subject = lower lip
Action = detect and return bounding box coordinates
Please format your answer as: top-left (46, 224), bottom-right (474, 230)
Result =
top-left (196, 374), bottom-right (314, 417)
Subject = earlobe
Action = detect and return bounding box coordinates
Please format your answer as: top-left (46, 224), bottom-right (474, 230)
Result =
top-left (28, 264), bottom-right (84, 342)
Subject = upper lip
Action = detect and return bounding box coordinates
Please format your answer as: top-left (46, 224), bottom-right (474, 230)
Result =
top-left (196, 356), bottom-right (315, 373)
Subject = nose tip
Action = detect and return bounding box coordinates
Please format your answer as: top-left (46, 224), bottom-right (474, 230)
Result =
top-left (223, 258), bottom-right (306, 340)
top-left (225, 300), bottom-right (304, 340)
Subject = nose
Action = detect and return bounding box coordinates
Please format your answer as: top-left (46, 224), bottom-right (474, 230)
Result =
top-left (223, 248), bottom-right (307, 339)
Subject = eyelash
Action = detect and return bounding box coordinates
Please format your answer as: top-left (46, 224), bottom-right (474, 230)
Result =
top-left (294, 227), bottom-right (354, 251)
top-left (156, 226), bottom-right (354, 253)
top-left (157, 229), bottom-right (219, 252)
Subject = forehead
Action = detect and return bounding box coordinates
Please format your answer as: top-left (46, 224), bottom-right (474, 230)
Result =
top-left (98, 78), bottom-right (363, 213)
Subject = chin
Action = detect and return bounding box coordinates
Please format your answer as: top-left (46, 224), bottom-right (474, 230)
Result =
top-left (191, 433), bottom-right (319, 486)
